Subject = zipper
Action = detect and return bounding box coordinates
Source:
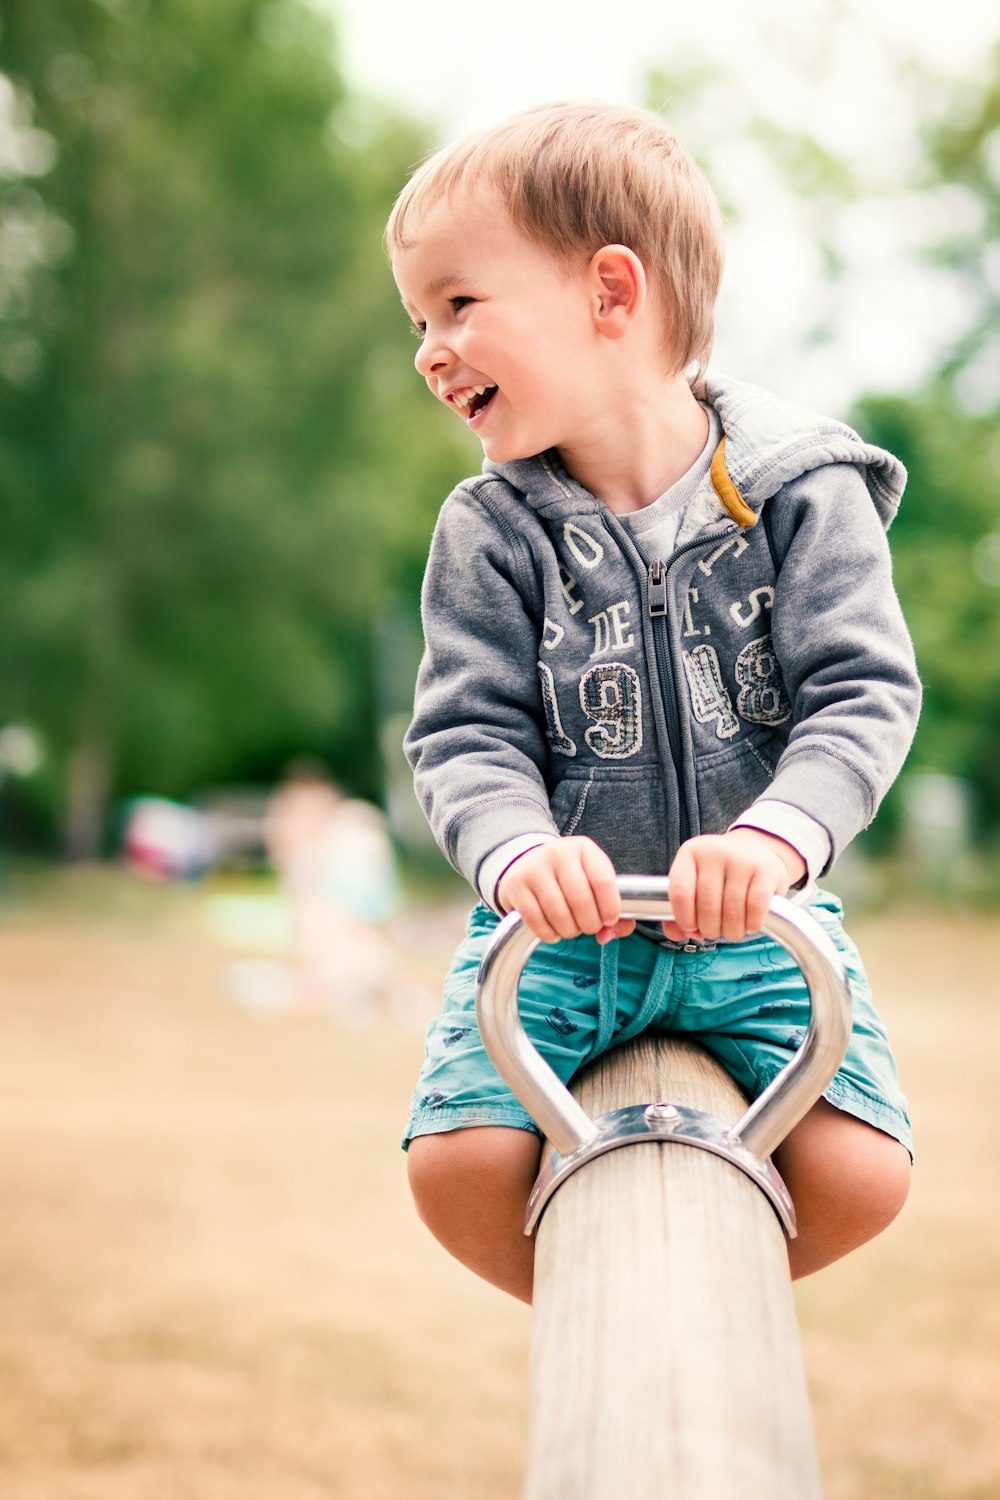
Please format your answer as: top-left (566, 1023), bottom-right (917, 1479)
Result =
top-left (646, 530), bottom-right (739, 847)
top-left (648, 558), bottom-right (668, 616)
top-left (599, 510), bottom-right (740, 850)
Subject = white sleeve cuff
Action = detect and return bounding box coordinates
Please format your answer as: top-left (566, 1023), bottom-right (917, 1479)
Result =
top-left (728, 801), bottom-right (832, 889)
top-left (478, 833), bottom-right (559, 914)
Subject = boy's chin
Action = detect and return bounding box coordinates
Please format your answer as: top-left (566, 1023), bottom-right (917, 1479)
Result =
top-left (477, 432), bottom-right (546, 465)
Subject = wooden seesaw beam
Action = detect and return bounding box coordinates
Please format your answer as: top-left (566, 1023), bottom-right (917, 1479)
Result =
top-left (475, 878), bottom-right (852, 1500)
top-left (527, 1033), bottom-right (821, 1500)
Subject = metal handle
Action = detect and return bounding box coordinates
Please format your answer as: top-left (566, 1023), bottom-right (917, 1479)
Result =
top-left (475, 876), bottom-right (853, 1163)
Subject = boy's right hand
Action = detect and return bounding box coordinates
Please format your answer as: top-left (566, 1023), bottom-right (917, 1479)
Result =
top-left (496, 837), bottom-right (635, 946)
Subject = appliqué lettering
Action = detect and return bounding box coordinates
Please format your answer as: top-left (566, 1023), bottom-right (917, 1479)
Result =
top-left (563, 522), bottom-right (604, 571)
top-left (542, 618), bottom-right (565, 650)
top-left (734, 634), bottom-right (791, 724)
top-left (682, 644), bottom-right (739, 739)
top-left (730, 585), bottom-right (775, 628)
top-left (682, 586), bottom-right (711, 638)
top-left (558, 564), bottom-right (584, 616)
top-left (579, 663), bottom-right (642, 759)
top-left (588, 600), bottom-right (634, 657)
top-left (537, 660), bottom-right (577, 756)
top-left (697, 532), bottom-right (749, 576)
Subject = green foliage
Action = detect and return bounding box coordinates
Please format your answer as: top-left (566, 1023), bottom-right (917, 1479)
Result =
top-left (921, 42), bottom-right (1000, 405)
top-left (852, 392), bottom-right (1000, 835)
top-left (0, 0), bottom-right (469, 849)
top-left (861, 44), bottom-right (1000, 840)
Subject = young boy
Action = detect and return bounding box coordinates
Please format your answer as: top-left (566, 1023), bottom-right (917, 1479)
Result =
top-left (387, 101), bottom-right (920, 1304)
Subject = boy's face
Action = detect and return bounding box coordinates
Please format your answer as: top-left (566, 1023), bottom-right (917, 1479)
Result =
top-left (393, 190), bottom-right (605, 465)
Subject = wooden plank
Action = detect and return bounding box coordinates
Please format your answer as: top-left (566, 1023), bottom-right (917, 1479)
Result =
top-left (526, 1034), bottom-right (823, 1500)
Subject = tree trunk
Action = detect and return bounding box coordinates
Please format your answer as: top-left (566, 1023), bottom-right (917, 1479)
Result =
top-left (64, 719), bottom-right (112, 861)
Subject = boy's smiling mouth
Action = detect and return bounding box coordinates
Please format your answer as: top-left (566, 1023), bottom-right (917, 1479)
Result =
top-left (449, 384), bottom-right (498, 422)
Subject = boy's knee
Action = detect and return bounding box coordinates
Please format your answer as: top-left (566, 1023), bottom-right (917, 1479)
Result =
top-left (866, 1133), bottom-right (911, 1231)
top-left (407, 1127), bottom-right (542, 1302)
top-left (407, 1126), bottom-right (541, 1234)
top-left (406, 1132), bottom-right (459, 1229)
top-left (779, 1103), bottom-right (911, 1276)
top-left (834, 1116), bottom-right (911, 1234)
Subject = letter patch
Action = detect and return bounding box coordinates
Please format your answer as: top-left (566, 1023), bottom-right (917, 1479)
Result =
top-left (730, 585), bottom-right (774, 628)
top-left (697, 532), bottom-right (749, 576)
top-left (588, 600), bottom-right (634, 657)
top-left (682, 586), bottom-right (710, 638)
top-left (734, 634), bottom-right (791, 725)
top-left (537, 661), bottom-right (576, 756)
top-left (558, 564), bottom-right (584, 616)
top-left (579, 663), bottom-right (642, 759)
top-left (563, 522), bottom-right (604, 571)
top-left (542, 618), bottom-right (565, 650)
top-left (682, 645), bottom-right (739, 739)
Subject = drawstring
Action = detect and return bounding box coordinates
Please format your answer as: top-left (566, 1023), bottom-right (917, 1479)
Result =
top-left (585, 941), bottom-right (675, 1064)
top-left (612, 947), bottom-right (675, 1050)
top-left (585, 937), bottom-right (620, 1064)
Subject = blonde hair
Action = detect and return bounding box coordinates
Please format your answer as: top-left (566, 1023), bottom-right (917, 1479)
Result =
top-left (386, 100), bottom-right (725, 377)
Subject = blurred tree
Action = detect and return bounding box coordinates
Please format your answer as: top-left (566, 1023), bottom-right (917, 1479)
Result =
top-left (0, 0), bottom-right (469, 854)
top-left (850, 393), bottom-right (1000, 841)
top-left (927, 40), bottom-right (1000, 415)
top-left (854, 42), bottom-right (1000, 842)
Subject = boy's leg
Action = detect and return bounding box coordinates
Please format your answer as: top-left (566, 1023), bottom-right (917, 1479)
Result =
top-left (408, 1101), bottom-right (910, 1302)
top-left (774, 1099), bottom-right (911, 1279)
top-left (667, 892), bottom-right (913, 1277)
top-left (404, 907), bottom-right (661, 1302)
top-left (407, 1126), bottom-right (542, 1303)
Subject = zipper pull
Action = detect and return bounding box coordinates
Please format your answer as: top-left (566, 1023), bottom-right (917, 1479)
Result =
top-left (648, 559), bottom-right (668, 617)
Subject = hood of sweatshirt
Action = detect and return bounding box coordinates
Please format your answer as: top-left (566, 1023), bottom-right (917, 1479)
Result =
top-left (483, 372), bottom-right (907, 538)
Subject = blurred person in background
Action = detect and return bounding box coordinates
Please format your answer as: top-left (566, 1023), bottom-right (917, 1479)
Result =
top-left (264, 760), bottom-right (400, 1020)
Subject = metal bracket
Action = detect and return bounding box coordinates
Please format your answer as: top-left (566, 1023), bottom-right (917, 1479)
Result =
top-left (475, 878), bottom-right (853, 1237)
top-left (526, 1101), bottom-right (796, 1236)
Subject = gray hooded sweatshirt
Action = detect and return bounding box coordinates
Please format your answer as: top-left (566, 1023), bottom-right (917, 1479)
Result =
top-left (404, 375), bottom-right (921, 901)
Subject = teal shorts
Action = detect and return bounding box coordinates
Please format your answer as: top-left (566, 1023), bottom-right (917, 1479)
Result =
top-left (403, 893), bottom-right (912, 1157)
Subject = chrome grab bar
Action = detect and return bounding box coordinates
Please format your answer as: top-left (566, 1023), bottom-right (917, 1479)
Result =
top-left (475, 877), bottom-right (854, 1233)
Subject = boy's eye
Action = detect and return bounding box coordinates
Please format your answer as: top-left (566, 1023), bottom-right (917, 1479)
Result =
top-left (406, 296), bottom-right (473, 338)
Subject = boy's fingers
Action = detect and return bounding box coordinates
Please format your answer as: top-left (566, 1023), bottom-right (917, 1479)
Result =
top-left (579, 841), bottom-right (623, 929)
top-left (501, 864), bottom-right (573, 943)
top-left (557, 883), bottom-right (603, 936)
top-left (720, 859), bottom-right (760, 942)
top-left (533, 874), bottom-right (586, 941)
top-left (564, 844), bottom-right (620, 934)
top-left (743, 866), bottom-right (777, 936)
top-left (596, 916), bottom-right (636, 945)
top-left (660, 918), bottom-right (698, 942)
top-left (666, 845), bottom-right (698, 933)
top-left (507, 887), bottom-right (564, 944)
top-left (523, 859), bottom-right (607, 942)
top-left (667, 837), bottom-right (730, 940)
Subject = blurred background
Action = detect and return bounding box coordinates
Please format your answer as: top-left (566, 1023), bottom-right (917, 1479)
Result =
top-left (1, 1), bottom-right (998, 1497)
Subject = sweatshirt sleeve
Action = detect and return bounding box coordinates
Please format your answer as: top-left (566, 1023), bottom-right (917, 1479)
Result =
top-left (403, 483), bottom-right (560, 894)
top-left (744, 463), bottom-right (921, 869)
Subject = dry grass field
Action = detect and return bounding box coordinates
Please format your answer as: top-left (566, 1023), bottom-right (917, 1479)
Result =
top-left (0, 870), bottom-right (997, 1499)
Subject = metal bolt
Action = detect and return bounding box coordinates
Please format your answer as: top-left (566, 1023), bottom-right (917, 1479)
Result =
top-left (645, 1102), bottom-right (680, 1123)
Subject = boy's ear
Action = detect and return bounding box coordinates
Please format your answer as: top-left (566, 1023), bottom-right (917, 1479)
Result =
top-left (588, 245), bottom-right (646, 340)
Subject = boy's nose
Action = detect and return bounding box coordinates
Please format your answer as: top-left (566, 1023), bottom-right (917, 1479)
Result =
top-left (414, 336), bottom-right (448, 380)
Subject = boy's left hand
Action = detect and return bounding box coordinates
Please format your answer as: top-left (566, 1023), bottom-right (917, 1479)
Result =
top-left (662, 828), bottom-right (807, 944)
